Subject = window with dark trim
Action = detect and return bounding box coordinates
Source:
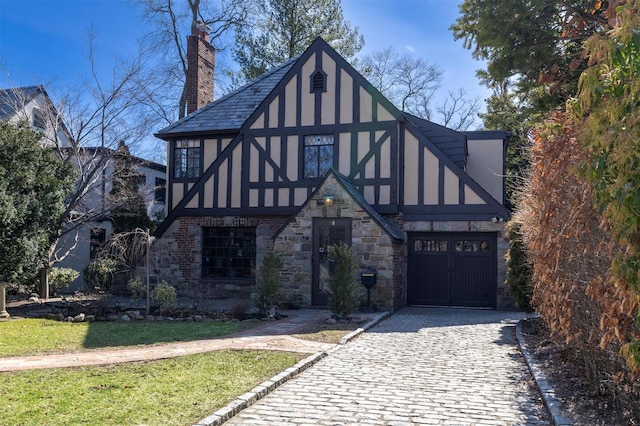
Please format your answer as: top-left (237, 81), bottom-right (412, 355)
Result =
top-left (202, 227), bottom-right (256, 279)
top-left (32, 107), bottom-right (46, 130)
top-left (155, 177), bottom-right (166, 203)
top-left (304, 134), bottom-right (334, 179)
top-left (89, 228), bottom-right (107, 260)
top-left (174, 139), bottom-right (201, 179)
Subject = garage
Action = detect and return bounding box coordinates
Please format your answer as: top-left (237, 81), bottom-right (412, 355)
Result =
top-left (407, 233), bottom-right (497, 308)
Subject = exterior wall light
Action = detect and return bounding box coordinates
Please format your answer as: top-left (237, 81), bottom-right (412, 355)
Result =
top-left (323, 194), bottom-right (335, 206)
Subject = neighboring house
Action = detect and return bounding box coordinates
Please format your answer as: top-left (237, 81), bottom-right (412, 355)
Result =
top-left (153, 34), bottom-right (513, 311)
top-left (0, 85), bottom-right (72, 148)
top-left (54, 148), bottom-right (166, 290)
top-left (0, 85), bottom-right (167, 291)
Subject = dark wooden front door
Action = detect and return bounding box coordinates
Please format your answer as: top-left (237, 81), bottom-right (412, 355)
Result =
top-left (407, 232), bottom-right (497, 308)
top-left (312, 218), bottom-right (352, 306)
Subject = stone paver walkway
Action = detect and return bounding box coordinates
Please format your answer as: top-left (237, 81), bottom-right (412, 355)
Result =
top-left (0, 309), bottom-right (339, 371)
top-left (224, 307), bottom-right (550, 425)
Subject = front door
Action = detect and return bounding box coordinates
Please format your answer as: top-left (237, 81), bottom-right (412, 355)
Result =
top-left (312, 218), bottom-right (352, 306)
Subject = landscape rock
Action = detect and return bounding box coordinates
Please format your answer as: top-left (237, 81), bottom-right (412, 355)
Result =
top-left (85, 315), bottom-right (96, 322)
top-left (73, 313), bottom-right (86, 323)
top-left (126, 310), bottom-right (144, 320)
top-left (120, 314), bottom-right (131, 322)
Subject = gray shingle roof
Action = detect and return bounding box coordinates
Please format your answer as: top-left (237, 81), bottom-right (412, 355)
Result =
top-left (405, 113), bottom-right (467, 169)
top-left (155, 57), bottom-right (298, 137)
top-left (0, 85), bottom-right (44, 121)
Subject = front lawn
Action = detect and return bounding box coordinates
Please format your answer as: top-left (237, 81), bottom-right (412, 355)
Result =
top-left (0, 319), bottom-right (259, 357)
top-left (1, 350), bottom-right (304, 426)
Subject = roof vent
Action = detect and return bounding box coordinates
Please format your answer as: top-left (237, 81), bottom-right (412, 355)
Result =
top-left (310, 69), bottom-right (327, 93)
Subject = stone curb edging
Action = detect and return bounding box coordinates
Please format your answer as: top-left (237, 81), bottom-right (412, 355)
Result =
top-left (338, 311), bottom-right (391, 346)
top-left (194, 351), bottom-right (328, 426)
top-left (516, 319), bottom-right (572, 426)
top-left (194, 310), bottom-right (391, 426)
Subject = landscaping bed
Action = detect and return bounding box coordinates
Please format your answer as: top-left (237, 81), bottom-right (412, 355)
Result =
top-left (521, 317), bottom-right (640, 425)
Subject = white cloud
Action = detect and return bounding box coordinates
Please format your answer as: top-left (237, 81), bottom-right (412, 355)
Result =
top-left (405, 45), bottom-right (416, 52)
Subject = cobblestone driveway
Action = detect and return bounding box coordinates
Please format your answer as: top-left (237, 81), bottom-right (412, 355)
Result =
top-left (224, 307), bottom-right (550, 425)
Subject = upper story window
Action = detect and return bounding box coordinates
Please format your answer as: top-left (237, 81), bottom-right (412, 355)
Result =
top-left (174, 139), bottom-right (201, 179)
top-left (32, 107), bottom-right (46, 130)
top-left (304, 134), bottom-right (334, 179)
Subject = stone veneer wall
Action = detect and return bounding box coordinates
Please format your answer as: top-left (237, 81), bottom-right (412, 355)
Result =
top-left (273, 175), bottom-right (403, 311)
top-left (150, 195), bottom-right (513, 310)
top-left (402, 220), bottom-right (515, 310)
top-left (151, 215), bottom-right (288, 300)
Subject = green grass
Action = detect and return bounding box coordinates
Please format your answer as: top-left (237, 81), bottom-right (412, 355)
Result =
top-left (0, 350), bottom-right (304, 426)
top-left (292, 319), bottom-right (366, 343)
top-left (0, 319), bottom-right (260, 357)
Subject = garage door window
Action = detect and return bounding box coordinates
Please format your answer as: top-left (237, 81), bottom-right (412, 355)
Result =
top-left (455, 240), bottom-right (489, 252)
top-left (414, 239), bottom-right (447, 252)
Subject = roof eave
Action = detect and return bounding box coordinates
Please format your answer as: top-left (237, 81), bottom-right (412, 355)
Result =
top-left (154, 128), bottom-right (240, 140)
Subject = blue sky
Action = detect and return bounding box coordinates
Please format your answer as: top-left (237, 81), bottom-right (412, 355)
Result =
top-left (0, 0), bottom-right (490, 134)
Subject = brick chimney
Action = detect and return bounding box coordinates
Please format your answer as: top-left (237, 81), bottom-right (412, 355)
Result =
top-left (186, 21), bottom-right (215, 115)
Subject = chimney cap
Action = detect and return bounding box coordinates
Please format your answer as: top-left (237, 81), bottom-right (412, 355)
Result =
top-left (193, 21), bottom-right (210, 33)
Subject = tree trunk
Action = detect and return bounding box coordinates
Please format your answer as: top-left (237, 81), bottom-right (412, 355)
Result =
top-left (39, 267), bottom-right (49, 300)
top-left (0, 282), bottom-right (9, 318)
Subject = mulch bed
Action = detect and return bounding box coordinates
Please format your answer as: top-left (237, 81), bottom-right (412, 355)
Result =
top-left (521, 317), bottom-right (640, 425)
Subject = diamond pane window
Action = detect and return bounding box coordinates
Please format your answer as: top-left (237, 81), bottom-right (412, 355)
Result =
top-left (304, 135), bottom-right (334, 178)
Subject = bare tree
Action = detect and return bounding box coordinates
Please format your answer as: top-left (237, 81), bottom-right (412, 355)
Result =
top-left (359, 47), bottom-right (481, 130)
top-left (360, 47), bottom-right (441, 115)
top-left (139, 0), bottom-right (252, 119)
top-left (2, 31), bottom-right (162, 297)
top-left (434, 89), bottom-right (481, 131)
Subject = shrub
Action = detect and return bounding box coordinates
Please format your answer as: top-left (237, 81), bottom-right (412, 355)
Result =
top-left (127, 277), bottom-right (145, 307)
top-left (517, 112), bottom-right (638, 401)
top-left (255, 249), bottom-right (283, 317)
top-left (151, 281), bottom-right (176, 310)
top-left (328, 243), bottom-right (359, 319)
top-left (505, 223), bottom-right (533, 312)
top-left (48, 267), bottom-right (79, 296)
top-left (83, 259), bottom-right (117, 291)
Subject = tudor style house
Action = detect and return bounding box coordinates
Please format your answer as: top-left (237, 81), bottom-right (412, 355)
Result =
top-left (153, 32), bottom-right (513, 311)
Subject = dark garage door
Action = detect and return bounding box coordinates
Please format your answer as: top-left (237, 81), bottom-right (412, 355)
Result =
top-left (408, 232), bottom-right (497, 308)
